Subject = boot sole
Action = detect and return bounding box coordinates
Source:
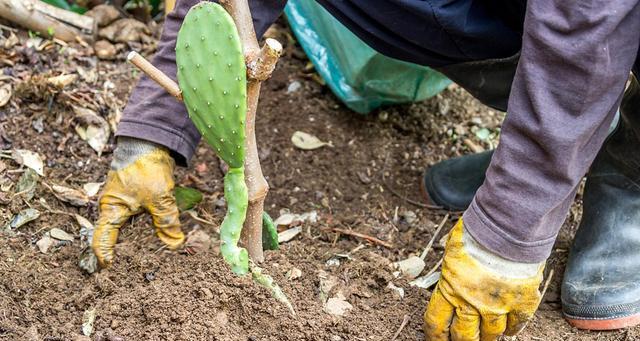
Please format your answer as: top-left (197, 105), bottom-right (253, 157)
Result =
top-left (564, 313), bottom-right (640, 330)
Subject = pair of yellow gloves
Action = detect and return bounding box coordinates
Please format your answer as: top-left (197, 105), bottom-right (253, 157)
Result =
top-left (93, 138), bottom-right (544, 341)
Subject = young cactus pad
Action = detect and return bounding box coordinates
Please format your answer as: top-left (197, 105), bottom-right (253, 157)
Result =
top-left (176, 2), bottom-right (249, 275)
top-left (176, 2), bottom-right (247, 167)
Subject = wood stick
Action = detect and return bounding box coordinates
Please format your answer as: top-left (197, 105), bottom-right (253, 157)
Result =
top-left (127, 51), bottom-right (183, 101)
top-left (331, 227), bottom-right (394, 248)
top-left (420, 214), bottom-right (449, 260)
top-left (0, 0), bottom-right (95, 42)
top-left (391, 314), bottom-right (410, 341)
top-left (220, 0), bottom-right (282, 263)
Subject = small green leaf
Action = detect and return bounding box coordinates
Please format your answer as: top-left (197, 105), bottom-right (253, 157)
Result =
top-left (174, 186), bottom-right (203, 212)
top-left (262, 212), bottom-right (279, 251)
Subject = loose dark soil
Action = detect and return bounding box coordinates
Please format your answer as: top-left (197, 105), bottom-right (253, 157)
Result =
top-left (0, 19), bottom-right (636, 341)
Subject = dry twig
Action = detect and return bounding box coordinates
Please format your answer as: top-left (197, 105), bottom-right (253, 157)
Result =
top-left (420, 214), bottom-right (449, 260)
top-left (328, 227), bottom-right (393, 248)
top-left (391, 314), bottom-right (410, 341)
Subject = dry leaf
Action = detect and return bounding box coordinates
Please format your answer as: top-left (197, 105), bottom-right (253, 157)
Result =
top-left (83, 182), bottom-right (103, 197)
top-left (82, 307), bottom-right (96, 336)
top-left (16, 168), bottom-right (39, 201)
top-left (4, 32), bottom-right (18, 49)
top-left (51, 184), bottom-right (89, 206)
top-left (85, 4), bottom-right (121, 27)
top-left (94, 40), bottom-right (117, 60)
top-left (324, 293), bottom-right (352, 316)
top-left (285, 267), bottom-right (302, 280)
top-left (391, 256), bottom-right (426, 280)
top-left (6, 208), bottom-right (40, 229)
top-left (291, 131), bottom-right (332, 150)
top-left (12, 149), bottom-right (44, 176)
top-left (99, 19), bottom-right (151, 43)
top-left (184, 229), bottom-right (212, 255)
top-left (273, 211), bottom-right (318, 226)
top-left (409, 272), bottom-right (441, 289)
top-left (278, 226), bottom-right (302, 243)
top-left (73, 106), bottom-right (110, 155)
top-left (47, 74), bottom-right (77, 89)
top-left (36, 235), bottom-right (54, 253)
top-left (50, 228), bottom-right (74, 242)
top-left (0, 84), bottom-right (12, 107)
top-left (79, 248), bottom-right (98, 274)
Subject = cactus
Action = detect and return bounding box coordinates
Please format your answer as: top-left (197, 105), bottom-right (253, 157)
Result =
top-left (176, 2), bottom-right (249, 274)
top-left (262, 212), bottom-right (279, 251)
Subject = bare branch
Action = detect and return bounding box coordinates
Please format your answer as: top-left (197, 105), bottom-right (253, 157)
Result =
top-left (127, 51), bottom-right (183, 101)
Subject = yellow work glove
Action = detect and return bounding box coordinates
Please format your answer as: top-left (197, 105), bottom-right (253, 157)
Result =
top-left (424, 219), bottom-right (545, 341)
top-left (92, 137), bottom-right (185, 268)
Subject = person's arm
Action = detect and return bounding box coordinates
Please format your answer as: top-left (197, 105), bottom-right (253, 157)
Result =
top-left (465, 0), bottom-right (640, 263)
top-left (426, 0), bottom-right (640, 339)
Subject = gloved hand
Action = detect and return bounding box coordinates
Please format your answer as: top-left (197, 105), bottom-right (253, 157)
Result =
top-left (92, 137), bottom-right (185, 268)
top-left (424, 219), bottom-right (544, 340)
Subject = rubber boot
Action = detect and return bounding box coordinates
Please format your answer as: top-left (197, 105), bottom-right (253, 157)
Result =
top-left (561, 76), bottom-right (640, 330)
top-left (421, 55), bottom-right (517, 210)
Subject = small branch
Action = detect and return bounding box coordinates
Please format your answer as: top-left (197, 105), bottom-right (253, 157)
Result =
top-left (0, 0), bottom-right (95, 42)
top-left (391, 315), bottom-right (410, 341)
top-left (424, 257), bottom-right (443, 277)
top-left (540, 268), bottom-right (555, 301)
top-left (329, 227), bottom-right (393, 248)
top-left (127, 52), bottom-right (183, 101)
top-left (420, 214), bottom-right (449, 260)
top-left (247, 39), bottom-right (283, 81)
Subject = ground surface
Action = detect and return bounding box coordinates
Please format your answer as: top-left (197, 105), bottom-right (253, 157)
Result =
top-left (0, 17), bottom-right (637, 341)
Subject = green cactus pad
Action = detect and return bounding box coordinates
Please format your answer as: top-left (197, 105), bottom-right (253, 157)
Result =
top-left (176, 2), bottom-right (251, 275)
top-left (220, 167), bottom-right (249, 275)
top-left (176, 2), bottom-right (247, 169)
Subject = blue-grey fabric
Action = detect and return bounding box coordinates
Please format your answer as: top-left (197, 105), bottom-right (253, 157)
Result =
top-left (116, 0), bottom-right (640, 262)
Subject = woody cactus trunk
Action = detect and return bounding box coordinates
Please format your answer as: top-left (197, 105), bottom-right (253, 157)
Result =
top-left (127, 0), bottom-right (281, 275)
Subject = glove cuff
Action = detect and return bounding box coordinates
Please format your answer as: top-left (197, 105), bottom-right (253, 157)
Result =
top-left (111, 137), bottom-right (166, 170)
top-left (461, 224), bottom-right (544, 279)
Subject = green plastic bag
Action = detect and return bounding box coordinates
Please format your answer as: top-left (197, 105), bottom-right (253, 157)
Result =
top-left (284, 1), bottom-right (451, 114)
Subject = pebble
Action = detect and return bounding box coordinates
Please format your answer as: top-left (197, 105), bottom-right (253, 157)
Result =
top-left (286, 81), bottom-right (301, 94)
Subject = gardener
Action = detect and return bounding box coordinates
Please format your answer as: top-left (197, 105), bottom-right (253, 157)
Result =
top-left (92, 0), bottom-right (640, 339)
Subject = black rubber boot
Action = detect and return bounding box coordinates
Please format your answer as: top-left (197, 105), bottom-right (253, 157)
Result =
top-left (422, 150), bottom-right (493, 210)
top-left (421, 55), bottom-right (517, 210)
top-left (561, 76), bottom-right (640, 330)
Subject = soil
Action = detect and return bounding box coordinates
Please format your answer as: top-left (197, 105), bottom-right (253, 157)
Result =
top-left (0, 18), bottom-right (637, 341)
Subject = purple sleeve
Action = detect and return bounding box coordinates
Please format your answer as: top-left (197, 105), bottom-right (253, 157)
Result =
top-left (116, 0), bottom-right (286, 165)
top-left (463, 0), bottom-right (640, 262)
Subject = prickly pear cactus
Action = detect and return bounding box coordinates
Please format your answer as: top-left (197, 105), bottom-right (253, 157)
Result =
top-left (176, 2), bottom-right (249, 275)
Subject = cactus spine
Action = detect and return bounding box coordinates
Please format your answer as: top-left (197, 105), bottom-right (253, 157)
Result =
top-left (176, 2), bottom-right (249, 274)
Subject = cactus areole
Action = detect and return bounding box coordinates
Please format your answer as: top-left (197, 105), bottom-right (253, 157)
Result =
top-left (176, 2), bottom-right (249, 275)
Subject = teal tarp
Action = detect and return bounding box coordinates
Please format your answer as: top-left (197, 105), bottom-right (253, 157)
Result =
top-left (284, 0), bottom-right (451, 114)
